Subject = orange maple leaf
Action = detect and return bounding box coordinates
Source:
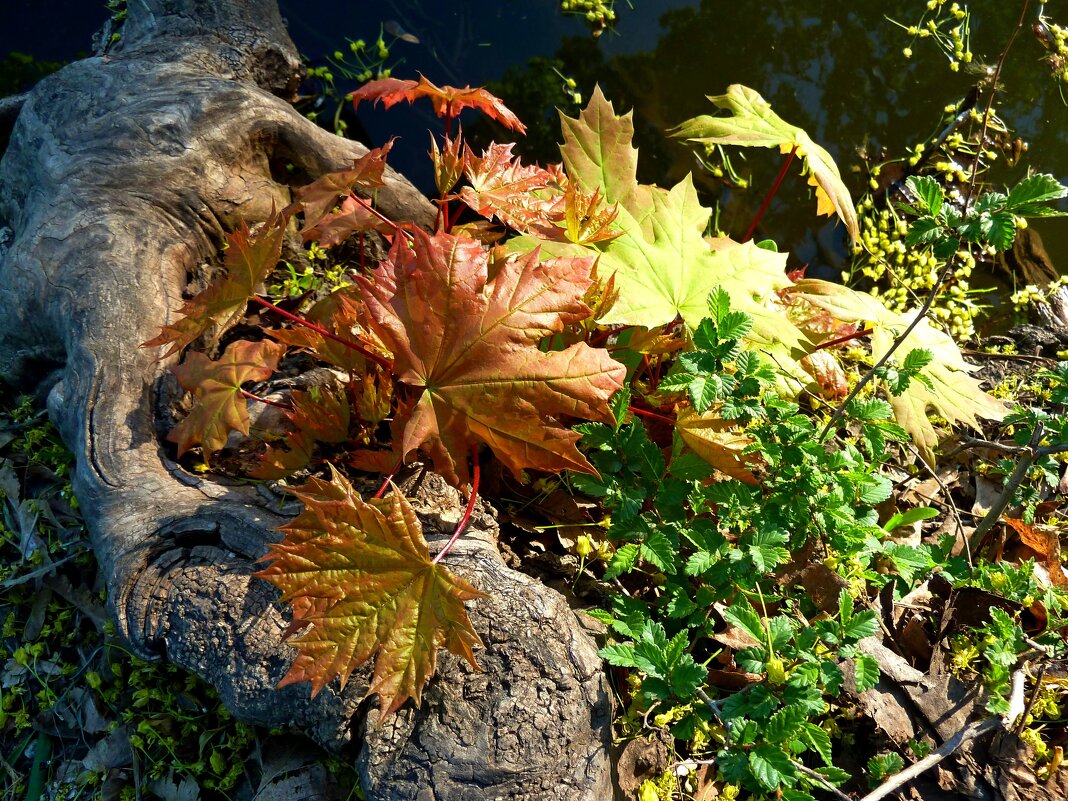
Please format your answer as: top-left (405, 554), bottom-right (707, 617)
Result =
top-left (254, 466), bottom-right (484, 714)
top-left (292, 140), bottom-right (394, 232)
top-left (351, 74), bottom-right (526, 133)
top-left (168, 339), bottom-right (286, 464)
top-left (355, 229), bottom-right (626, 486)
top-left (143, 211), bottom-right (285, 355)
top-left (458, 142), bottom-right (563, 234)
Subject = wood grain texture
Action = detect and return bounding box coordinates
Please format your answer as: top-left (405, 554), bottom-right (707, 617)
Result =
top-left (0, 2), bottom-right (612, 798)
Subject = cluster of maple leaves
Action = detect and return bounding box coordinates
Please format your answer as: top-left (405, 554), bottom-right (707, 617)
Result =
top-left (144, 77), bottom-right (1007, 713)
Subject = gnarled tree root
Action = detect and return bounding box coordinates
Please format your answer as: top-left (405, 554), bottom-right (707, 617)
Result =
top-left (0, 2), bottom-right (613, 798)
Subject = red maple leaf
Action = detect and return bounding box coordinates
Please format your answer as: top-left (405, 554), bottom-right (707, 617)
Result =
top-left (354, 229), bottom-right (626, 486)
top-left (458, 142), bottom-right (563, 234)
top-left (351, 75), bottom-right (526, 133)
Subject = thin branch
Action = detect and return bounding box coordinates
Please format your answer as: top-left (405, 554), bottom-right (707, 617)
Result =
top-left (963, 0), bottom-right (1031, 213)
top-left (857, 717), bottom-right (1001, 801)
top-left (968, 421), bottom-right (1043, 551)
top-left (791, 761), bottom-right (853, 801)
top-left (821, 1), bottom-right (1031, 444)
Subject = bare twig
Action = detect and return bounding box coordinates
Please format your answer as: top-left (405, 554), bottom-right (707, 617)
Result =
top-left (792, 760), bottom-right (853, 801)
top-left (968, 422), bottom-right (1044, 551)
top-left (857, 717), bottom-right (1001, 801)
top-left (963, 0), bottom-right (1032, 211)
top-left (695, 687), bottom-right (729, 745)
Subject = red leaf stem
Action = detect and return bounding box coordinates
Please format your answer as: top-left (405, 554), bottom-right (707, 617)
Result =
top-left (742, 145), bottom-right (798, 243)
top-left (250, 296), bottom-right (393, 370)
top-left (628, 405), bottom-right (676, 426)
top-left (814, 327), bottom-right (874, 351)
top-left (430, 446), bottom-right (480, 565)
top-left (240, 388), bottom-right (292, 410)
top-left (373, 456), bottom-right (405, 499)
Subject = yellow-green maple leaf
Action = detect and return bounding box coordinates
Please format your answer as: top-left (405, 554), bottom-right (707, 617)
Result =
top-left (796, 278), bottom-right (1008, 463)
top-left (670, 84), bottom-right (859, 242)
top-left (255, 466), bottom-right (484, 714)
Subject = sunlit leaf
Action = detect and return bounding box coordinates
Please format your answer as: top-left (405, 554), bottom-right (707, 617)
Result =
top-left (143, 212), bottom-right (285, 355)
top-left (168, 339), bottom-right (286, 464)
top-left (675, 408), bottom-right (759, 484)
top-left (670, 84), bottom-right (859, 242)
top-left (458, 142), bottom-right (561, 234)
top-left (352, 75), bottom-right (526, 133)
top-left (293, 140), bottom-right (394, 232)
top-left (255, 467), bottom-right (484, 714)
top-left (355, 229), bottom-right (626, 486)
top-left (796, 278), bottom-right (1008, 464)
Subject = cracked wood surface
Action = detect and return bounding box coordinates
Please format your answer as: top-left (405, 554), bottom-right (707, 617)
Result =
top-left (0, 2), bottom-right (613, 798)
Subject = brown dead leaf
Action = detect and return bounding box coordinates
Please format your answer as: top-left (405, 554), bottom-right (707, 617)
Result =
top-left (1003, 516), bottom-right (1068, 588)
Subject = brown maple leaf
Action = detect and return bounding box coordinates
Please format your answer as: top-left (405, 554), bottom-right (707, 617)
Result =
top-left (355, 229), bottom-right (626, 486)
top-left (254, 466), bottom-right (484, 714)
top-left (293, 140), bottom-right (394, 232)
top-left (351, 75), bottom-right (526, 133)
top-left (143, 211), bottom-right (285, 355)
top-left (168, 339), bottom-right (286, 464)
top-left (302, 195), bottom-right (395, 247)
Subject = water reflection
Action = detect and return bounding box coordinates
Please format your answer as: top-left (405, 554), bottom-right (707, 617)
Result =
top-left (287, 0), bottom-right (1066, 283)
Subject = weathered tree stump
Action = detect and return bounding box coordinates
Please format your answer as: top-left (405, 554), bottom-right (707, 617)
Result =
top-left (0, 2), bottom-right (613, 798)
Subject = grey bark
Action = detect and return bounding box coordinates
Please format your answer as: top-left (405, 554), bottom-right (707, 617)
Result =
top-left (0, 2), bottom-right (613, 799)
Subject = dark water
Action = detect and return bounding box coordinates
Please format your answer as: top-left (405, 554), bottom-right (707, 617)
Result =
top-left (3, 1), bottom-right (1067, 288)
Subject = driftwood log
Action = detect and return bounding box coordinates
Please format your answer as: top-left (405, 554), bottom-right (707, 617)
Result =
top-left (0, 2), bottom-right (613, 798)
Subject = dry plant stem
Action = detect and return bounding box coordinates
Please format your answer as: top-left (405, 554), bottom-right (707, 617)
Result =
top-left (968, 422), bottom-right (1044, 551)
top-left (906, 442), bottom-right (970, 567)
top-left (250, 295), bottom-right (393, 369)
top-left (1011, 664), bottom-right (1044, 734)
top-left (742, 145), bottom-right (797, 243)
top-left (694, 687), bottom-right (728, 744)
top-left (857, 717), bottom-right (1001, 801)
top-left (430, 447), bottom-right (480, 565)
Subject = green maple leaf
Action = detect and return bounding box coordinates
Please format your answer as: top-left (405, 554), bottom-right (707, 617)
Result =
top-left (355, 229), bottom-right (626, 487)
top-left (143, 211), bottom-right (285, 355)
top-left (254, 467), bottom-right (484, 714)
top-left (558, 85), bottom-right (652, 224)
top-left (670, 84), bottom-right (859, 242)
top-left (546, 91), bottom-right (807, 348)
top-left (168, 339), bottom-right (286, 464)
top-left (797, 278), bottom-right (1008, 463)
